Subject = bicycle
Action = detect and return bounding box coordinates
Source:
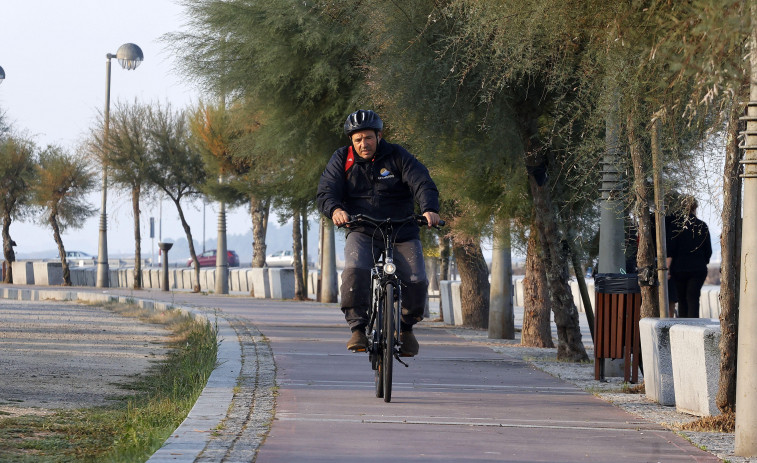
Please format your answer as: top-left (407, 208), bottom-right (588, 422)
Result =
top-left (342, 214), bottom-right (443, 402)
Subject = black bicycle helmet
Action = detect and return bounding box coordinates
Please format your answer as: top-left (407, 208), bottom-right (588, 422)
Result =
top-left (343, 109), bottom-right (383, 136)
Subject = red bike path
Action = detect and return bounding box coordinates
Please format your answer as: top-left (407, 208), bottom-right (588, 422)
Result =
top-left (180, 293), bottom-right (717, 463)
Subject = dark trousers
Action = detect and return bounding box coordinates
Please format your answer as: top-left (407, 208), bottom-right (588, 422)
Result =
top-left (340, 232), bottom-right (428, 331)
top-left (672, 269), bottom-right (707, 318)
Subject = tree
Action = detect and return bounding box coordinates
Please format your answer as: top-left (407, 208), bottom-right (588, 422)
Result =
top-left (0, 135), bottom-right (36, 283)
top-left (170, 0), bottom-right (364, 272)
top-left (145, 103), bottom-right (207, 292)
top-left (717, 98), bottom-right (743, 414)
top-left (522, 223), bottom-right (555, 348)
top-left (32, 146), bottom-right (96, 286)
top-left (95, 101), bottom-right (153, 289)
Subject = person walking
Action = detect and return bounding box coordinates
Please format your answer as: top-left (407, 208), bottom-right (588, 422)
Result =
top-left (316, 109), bottom-right (440, 356)
top-left (666, 196), bottom-right (712, 318)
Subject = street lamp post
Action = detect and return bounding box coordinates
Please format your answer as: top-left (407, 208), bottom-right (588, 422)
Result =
top-left (96, 43), bottom-right (143, 288)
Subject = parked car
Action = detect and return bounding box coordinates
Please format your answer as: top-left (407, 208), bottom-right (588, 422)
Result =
top-left (266, 250), bottom-right (294, 267)
top-left (63, 250), bottom-right (95, 266)
top-left (66, 250), bottom-right (95, 259)
top-left (187, 249), bottom-right (240, 268)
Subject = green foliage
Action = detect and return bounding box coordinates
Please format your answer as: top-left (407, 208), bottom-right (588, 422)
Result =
top-left (103, 100), bottom-right (153, 198)
top-left (188, 100), bottom-right (251, 205)
top-left (144, 103), bottom-right (206, 205)
top-left (168, 0), bottom-right (367, 215)
top-left (32, 145), bottom-right (96, 233)
top-left (0, 135), bottom-right (37, 222)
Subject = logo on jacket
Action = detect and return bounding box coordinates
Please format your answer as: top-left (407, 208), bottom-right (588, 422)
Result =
top-left (378, 168), bottom-right (395, 179)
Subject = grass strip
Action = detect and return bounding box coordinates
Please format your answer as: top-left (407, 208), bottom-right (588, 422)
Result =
top-left (0, 301), bottom-right (218, 463)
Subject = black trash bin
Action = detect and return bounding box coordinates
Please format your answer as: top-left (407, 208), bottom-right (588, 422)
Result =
top-left (594, 273), bottom-right (641, 383)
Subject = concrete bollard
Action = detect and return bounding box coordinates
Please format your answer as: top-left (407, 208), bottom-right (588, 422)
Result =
top-left (32, 262), bottom-right (63, 286)
top-left (249, 268), bottom-right (270, 298)
top-left (11, 261), bottom-right (34, 285)
top-left (639, 317), bottom-right (719, 406)
top-left (450, 281), bottom-right (463, 326)
top-left (439, 280), bottom-right (455, 325)
top-left (670, 324), bottom-right (722, 416)
top-left (268, 268), bottom-right (295, 299)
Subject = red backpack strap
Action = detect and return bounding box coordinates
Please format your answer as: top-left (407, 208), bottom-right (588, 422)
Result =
top-left (345, 146), bottom-right (355, 173)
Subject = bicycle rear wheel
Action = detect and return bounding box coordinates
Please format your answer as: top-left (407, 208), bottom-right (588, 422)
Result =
top-left (382, 283), bottom-right (395, 402)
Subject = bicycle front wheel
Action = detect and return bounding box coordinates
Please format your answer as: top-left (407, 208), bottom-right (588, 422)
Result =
top-left (382, 282), bottom-right (395, 402)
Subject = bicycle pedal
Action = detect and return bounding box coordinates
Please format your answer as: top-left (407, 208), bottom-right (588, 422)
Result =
top-left (350, 347), bottom-right (367, 353)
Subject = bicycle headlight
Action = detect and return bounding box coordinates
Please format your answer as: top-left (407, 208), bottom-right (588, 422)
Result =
top-left (384, 262), bottom-right (396, 275)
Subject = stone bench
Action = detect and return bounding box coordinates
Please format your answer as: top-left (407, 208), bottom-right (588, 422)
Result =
top-left (638, 317), bottom-right (719, 406)
top-left (670, 323), bottom-right (722, 416)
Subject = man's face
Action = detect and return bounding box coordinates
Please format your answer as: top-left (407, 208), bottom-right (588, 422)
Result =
top-left (350, 129), bottom-right (381, 160)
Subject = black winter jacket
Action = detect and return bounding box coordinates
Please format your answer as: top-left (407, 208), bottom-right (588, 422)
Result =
top-left (316, 139), bottom-right (439, 241)
top-left (668, 214), bottom-right (712, 275)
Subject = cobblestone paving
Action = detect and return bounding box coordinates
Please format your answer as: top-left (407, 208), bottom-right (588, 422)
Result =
top-left (196, 317), bottom-right (276, 463)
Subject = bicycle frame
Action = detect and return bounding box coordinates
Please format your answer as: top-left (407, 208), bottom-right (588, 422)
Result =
top-left (342, 213), bottom-right (442, 402)
top-left (346, 215), bottom-right (419, 401)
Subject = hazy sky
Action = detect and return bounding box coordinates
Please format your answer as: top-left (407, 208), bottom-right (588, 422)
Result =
top-left (0, 0), bottom-right (254, 258)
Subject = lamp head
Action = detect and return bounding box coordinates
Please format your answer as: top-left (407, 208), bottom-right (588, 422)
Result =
top-left (116, 43), bottom-right (144, 70)
top-left (0, 65), bottom-right (5, 84)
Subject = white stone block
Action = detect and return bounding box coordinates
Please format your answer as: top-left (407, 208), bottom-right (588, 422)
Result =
top-left (451, 281), bottom-right (463, 326)
top-left (84, 269), bottom-right (95, 286)
top-left (229, 269), bottom-right (240, 292)
top-left (125, 269), bottom-right (135, 288)
top-left (205, 269), bottom-right (215, 292)
top-left (11, 261), bottom-right (34, 285)
top-left (33, 261), bottom-right (63, 286)
top-left (513, 277), bottom-right (525, 307)
top-left (670, 324), bottom-right (722, 416)
top-left (639, 317), bottom-right (719, 406)
top-left (439, 280), bottom-right (455, 325)
top-left (239, 269), bottom-right (251, 293)
top-left (269, 267), bottom-right (294, 299)
top-left (150, 269), bottom-right (160, 288)
top-left (249, 268), bottom-right (270, 298)
top-left (141, 269), bottom-right (151, 288)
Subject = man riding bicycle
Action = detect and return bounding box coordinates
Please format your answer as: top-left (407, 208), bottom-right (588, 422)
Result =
top-left (317, 109), bottom-right (440, 356)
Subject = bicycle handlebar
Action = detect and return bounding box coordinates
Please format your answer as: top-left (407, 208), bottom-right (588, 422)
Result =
top-left (345, 214), bottom-right (445, 229)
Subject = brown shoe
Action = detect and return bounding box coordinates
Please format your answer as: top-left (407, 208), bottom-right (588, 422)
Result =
top-left (399, 331), bottom-right (419, 357)
top-left (347, 330), bottom-right (368, 352)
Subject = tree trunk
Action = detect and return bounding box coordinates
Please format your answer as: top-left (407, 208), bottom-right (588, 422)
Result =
top-left (301, 208), bottom-right (310, 299)
top-left (132, 184), bottom-right (142, 289)
top-left (627, 113), bottom-right (659, 319)
top-left (452, 238), bottom-right (489, 328)
top-left (439, 236), bottom-right (451, 281)
top-left (528, 158), bottom-right (588, 362)
top-left (251, 195), bottom-right (269, 267)
top-left (437, 235), bottom-right (451, 323)
top-left (489, 218), bottom-right (515, 339)
top-left (292, 210), bottom-right (304, 300)
top-left (522, 225), bottom-right (554, 348)
top-left (2, 210), bottom-right (16, 283)
top-left (175, 199), bottom-right (200, 292)
top-left (717, 99), bottom-right (743, 414)
top-left (50, 211), bottom-right (71, 286)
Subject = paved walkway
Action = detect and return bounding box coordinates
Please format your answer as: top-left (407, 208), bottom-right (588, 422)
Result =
top-left (0, 286), bottom-right (721, 462)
